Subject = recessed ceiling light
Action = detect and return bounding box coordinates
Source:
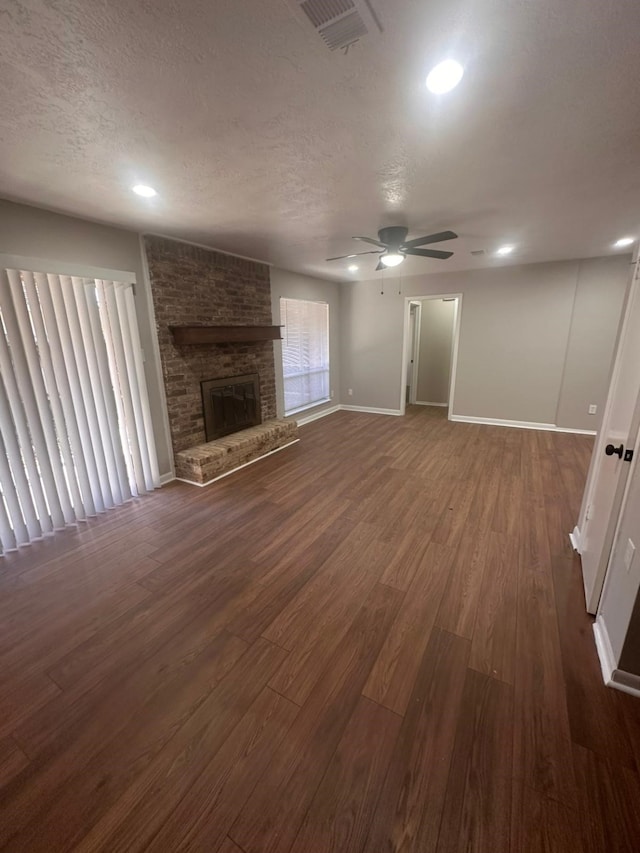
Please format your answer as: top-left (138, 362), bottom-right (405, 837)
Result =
top-left (426, 60), bottom-right (464, 94)
top-left (132, 184), bottom-right (157, 198)
top-left (381, 253), bottom-right (404, 267)
top-left (348, 264), bottom-right (359, 272)
top-left (496, 245), bottom-right (515, 256)
top-left (614, 236), bottom-right (635, 248)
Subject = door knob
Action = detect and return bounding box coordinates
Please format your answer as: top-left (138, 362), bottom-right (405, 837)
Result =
top-left (605, 443), bottom-right (624, 458)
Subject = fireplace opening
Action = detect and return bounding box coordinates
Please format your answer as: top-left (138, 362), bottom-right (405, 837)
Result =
top-left (201, 373), bottom-right (261, 441)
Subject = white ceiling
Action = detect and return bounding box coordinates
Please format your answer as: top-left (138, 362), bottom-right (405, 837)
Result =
top-left (1, 0), bottom-right (639, 281)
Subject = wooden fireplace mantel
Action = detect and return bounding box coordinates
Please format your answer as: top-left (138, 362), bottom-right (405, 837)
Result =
top-left (169, 325), bottom-right (282, 345)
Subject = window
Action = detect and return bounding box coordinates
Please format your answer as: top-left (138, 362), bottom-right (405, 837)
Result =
top-left (280, 297), bottom-right (330, 415)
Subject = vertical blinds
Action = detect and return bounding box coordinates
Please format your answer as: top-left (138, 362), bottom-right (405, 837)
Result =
top-left (0, 269), bottom-right (160, 555)
top-left (281, 297), bottom-right (330, 415)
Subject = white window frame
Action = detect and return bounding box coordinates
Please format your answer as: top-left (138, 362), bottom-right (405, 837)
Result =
top-left (280, 297), bottom-right (330, 416)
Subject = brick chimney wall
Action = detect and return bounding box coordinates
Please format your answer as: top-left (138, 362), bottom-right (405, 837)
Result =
top-left (144, 235), bottom-right (276, 456)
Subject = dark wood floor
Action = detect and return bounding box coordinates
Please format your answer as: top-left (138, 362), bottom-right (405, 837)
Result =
top-left (1, 406), bottom-right (640, 852)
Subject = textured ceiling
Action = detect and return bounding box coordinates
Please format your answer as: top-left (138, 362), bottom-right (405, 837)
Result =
top-left (1, 0), bottom-right (639, 281)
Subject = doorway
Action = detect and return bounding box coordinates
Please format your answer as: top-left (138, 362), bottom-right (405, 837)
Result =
top-left (400, 295), bottom-right (461, 416)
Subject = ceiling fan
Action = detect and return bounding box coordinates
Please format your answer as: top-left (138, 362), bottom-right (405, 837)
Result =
top-left (326, 226), bottom-right (458, 270)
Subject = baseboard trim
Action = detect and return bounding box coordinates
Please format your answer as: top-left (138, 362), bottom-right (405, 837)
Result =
top-left (449, 414), bottom-right (596, 435)
top-left (295, 404), bottom-right (341, 426)
top-left (175, 439), bottom-right (300, 487)
top-left (593, 618), bottom-right (640, 698)
top-left (159, 471), bottom-right (176, 486)
top-left (569, 525), bottom-right (582, 553)
top-left (340, 405), bottom-right (403, 416)
top-left (553, 426), bottom-right (598, 435)
top-left (415, 401), bottom-right (448, 407)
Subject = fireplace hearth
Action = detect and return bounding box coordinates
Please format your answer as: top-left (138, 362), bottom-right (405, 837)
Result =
top-left (201, 374), bottom-right (261, 441)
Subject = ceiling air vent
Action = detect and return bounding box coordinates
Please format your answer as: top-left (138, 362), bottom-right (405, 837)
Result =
top-left (287, 0), bottom-right (382, 52)
top-left (300, 0), bottom-right (355, 27)
top-left (470, 249), bottom-right (486, 256)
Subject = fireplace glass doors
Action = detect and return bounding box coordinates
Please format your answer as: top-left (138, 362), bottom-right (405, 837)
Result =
top-left (201, 373), bottom-right (261, 441)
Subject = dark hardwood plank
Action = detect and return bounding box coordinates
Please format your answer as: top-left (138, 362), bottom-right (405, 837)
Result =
top-left (552, 552), bottom-right (636, 769)
top-left (45, 561), bottom-right (251, 692)
top-left (435, 527), bottom-right (491, 640)
top-left (131, 687), bottom-right (298, 852)
top-left (510, 781), bottom-right (583, 853)
top-left (513, 563), bottom-right (576, 805)
top-left (430, 470), bottom-right (480, 547)
top-left (268, 528), bottom-right (393, 705)
top-left (468, 531), bottom-right (518, 684)
top-left (3, 638), bottom-right (285, 852)
top-left (0, 580), bottom-right (152, 689)
top-left (262, 521), bottom-right (387, 651)
top-left (289, 696), bottom-right (401, 853)
top-left (0, 672), bottom-right (61, 741)
top-left (0, 736), bottom-right (29, 790)
top-left (436, 668), bottom-right (513, 852)
top-left (362, 628), bottom-right (470, 853)
top-left (378, 527), bottom-right (433, 591)
top-left (362, 541), bottom-right (452, 715)
top-left (0, 546), bottom-right (159, 652)
top-left (226, 517), bottom-right (356, 644)
top-left (573, 743), bottom-right (640, 853)
top-left (2, 630), bottom-right (250, 848)
top-left (230, 582), bottom-right (403, 853)
top-left (216, 839), bottom-right (245, 853)
top-left (13, 610), bottom-right (248, 760)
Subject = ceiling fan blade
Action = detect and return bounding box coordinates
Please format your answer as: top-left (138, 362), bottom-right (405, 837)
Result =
top-left (326, 250), bottom-right (382, 261)
top-left (353, 236), bottom-right (387, 248)
top-left (404, 248), bottom-right (454, 260)
top-left (403, 230), bottom-right (458, 248)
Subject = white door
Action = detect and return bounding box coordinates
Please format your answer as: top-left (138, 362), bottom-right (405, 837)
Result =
top-left (579, 256), bottom-right (640, 612)
top-left (596, 417), bottom-right (640, 663)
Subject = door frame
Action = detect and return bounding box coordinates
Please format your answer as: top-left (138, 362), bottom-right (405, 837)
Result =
top-left (408, 301), bottom-right (422, 405)
top-left (399, 293), bottom-right (462, 417)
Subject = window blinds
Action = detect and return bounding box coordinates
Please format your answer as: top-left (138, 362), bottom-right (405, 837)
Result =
top-left (0, 269), bottom-right (160, 554)
top-left (281, 297), bottom-right (330, 415)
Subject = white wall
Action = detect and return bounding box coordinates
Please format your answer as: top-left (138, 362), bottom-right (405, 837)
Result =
top-left (0, 199), bottom-right (173, 476)
top-left (270, 267), bottom-right (341, 419)
top-left (556, 256), bottom-right (631, 430)
top-left (339, 256), bottom-right (630, 430)
top-left (416, 299), bottom-right (455, 405)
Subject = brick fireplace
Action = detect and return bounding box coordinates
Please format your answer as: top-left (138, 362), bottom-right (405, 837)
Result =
top-left (144, 235), bottom-right (277, 460)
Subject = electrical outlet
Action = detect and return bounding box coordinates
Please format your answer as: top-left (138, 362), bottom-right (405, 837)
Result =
top-left (624, 539), bottom-right (636, 573)
top-left (588, 404), bottom-right (597, 415)
top-left (348, 388), bottom-right (353, 396)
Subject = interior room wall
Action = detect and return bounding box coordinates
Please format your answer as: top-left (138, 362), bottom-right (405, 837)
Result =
top-left (339, 255), bottom-right (630, 430)
top-left (270, 268), bottom-right (341, 419)
top-left (0, 199), bottom-right (173, 477)
top-left (416, 298), bottom-right (455, 405)
top-left (556, 256), bottom-right (632, 430)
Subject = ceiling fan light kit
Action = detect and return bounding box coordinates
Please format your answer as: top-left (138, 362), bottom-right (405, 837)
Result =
top-left (326, 225), bottom-right (458, 271)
